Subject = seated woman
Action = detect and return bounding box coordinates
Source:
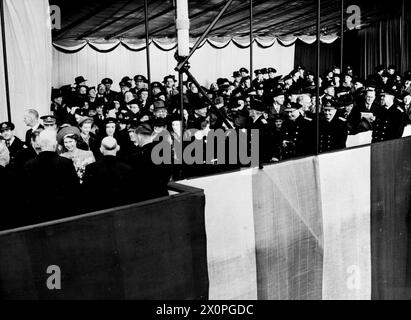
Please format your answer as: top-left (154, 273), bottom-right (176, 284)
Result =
top-left (57, 126), bottom-right (96, 183)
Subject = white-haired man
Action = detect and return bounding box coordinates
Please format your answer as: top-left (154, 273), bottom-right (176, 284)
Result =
top-left (24, 109), bottom-right (44, 146)
top-left (82, 137), bottom-right (137, 212)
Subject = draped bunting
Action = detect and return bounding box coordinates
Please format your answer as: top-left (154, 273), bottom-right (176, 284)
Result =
top-left (52, 35), bottom-right (339, 54)
top-left (52, 40), bottom-right (295, 91)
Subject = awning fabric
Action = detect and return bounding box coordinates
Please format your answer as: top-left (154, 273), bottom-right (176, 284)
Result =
top-left (53, 35), bottom-right (340, 53)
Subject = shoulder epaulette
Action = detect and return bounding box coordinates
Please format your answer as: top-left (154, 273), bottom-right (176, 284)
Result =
top-left (398, 106), bottom-right (404, 113)
top-left (261, 119), bottom-right (268, 124)
top-left (304, 117), bottom-right (313, 122)
top-left (338, 117), bottom-right (347, 122)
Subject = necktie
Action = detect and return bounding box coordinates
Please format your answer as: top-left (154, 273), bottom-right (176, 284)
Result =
top-left (6, 141), bottom-right (10, 148)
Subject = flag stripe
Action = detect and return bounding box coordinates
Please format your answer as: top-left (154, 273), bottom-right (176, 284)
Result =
top-left (183, 170), bottom-right (258, 300)
top-left (371, 137), bottom-right (411, 300)
top-left (319, 147), bottom-right (372, 300)
top-left (252, 158), bottom-right (323, 300)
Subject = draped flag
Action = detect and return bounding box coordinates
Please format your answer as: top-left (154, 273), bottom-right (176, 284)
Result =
top-left (184, 137), bottom-right (411, 300)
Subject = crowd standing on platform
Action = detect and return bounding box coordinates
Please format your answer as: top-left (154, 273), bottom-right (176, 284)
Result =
top-left (1, 63), bottom-right (411, 230)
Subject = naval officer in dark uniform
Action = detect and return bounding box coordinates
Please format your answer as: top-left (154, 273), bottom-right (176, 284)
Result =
top-left (319, 100), bottom-right (349, 153)
top-left (372, 89), bottom-right (405, 143)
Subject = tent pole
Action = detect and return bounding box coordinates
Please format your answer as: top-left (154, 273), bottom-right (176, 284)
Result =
top-left (144, 0), bottom-right (152, 101)
top-left (400, 0), bottom-right (405, 73)
top-left (340, 0), bottom-right (344, 72)
top-left (316, 0), bottom-right (321, 156)
top-left (176, 0), bottom-right (234, 72)
top-left (250, 0), bottom-right (253, 79)
top-left (0, 0), bottom-right (11, 122)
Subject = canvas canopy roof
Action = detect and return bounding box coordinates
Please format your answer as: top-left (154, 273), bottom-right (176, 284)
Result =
top-left (52, 0), bottom-right (404, 43)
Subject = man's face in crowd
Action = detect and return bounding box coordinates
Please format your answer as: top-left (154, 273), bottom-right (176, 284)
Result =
top-left (195, 107), bottom-right (208, 118)
top-left (405, 80), bottom-right (411, 88)
top-left (106, 123), bottom-right (116, 137)
top-left (154, 108), bottom-right (168, 119)
top-left (129, 130), bottom-right (138, 143)
top-left (54, 97), bottom-right (63, 105)
top-left (104, 83), bottom-right (112, 91)
top-left (153, 87), bottom-right (162, 95)
top-left (24, 113), bottom-right (36, 127)
top-left (89, 88), bottom-right (97, 99)
top-left (274, 95), bottom-right (285, 106)
top-left (1, 129), bottom-right (13, 141)
top-left (344, 103), bottom-right (354, 113)
top-left (135, 80), bottom-right (145, 90)
top-left (324, 108), bottom-right (337, 122)
top-left (285, 109), bottom-right (300, 121)
top-left (365, 91), bottom-right (376, 105)
top-left (130, 104), bottom-right (140, 114)
top-left (404, 95), bottom-right (411, 105)
top-left (274, 119), bottom-right (283, 129)
top-left (98, 84), bottom-right (106, 95)
top-left (79, 87), bottom-right (87, 95)
top-left (244, 78), bottom-right (251, 88)
top-left (325, 87), bottom-right (335, 97)
top-left (268, 72), bottom-right (276, 79)
top-left (80, 123), bottom-right (92, 136)
top-left (140, 91), bottom-right (149, 101)
top-left (121, 86), bottom-right (130, 94)
top-left (166, 79), bottom-right (175, 88)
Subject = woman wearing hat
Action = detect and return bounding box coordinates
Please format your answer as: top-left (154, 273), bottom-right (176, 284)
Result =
top-left (58, 126), bottom-right (95, 183)
top-left (78, 118), bottom-right (100, 158)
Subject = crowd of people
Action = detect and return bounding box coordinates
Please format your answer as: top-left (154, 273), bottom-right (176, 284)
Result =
top-left (1, 63), bottom-right (411, 230)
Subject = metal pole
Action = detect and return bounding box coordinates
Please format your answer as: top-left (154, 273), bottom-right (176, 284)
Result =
top-left (0, 0), bottom-right (11, 122)
top-left (176, 0), bottom-right (234, 72)
top-left (184, 69), bottom-right (233, 129)
top-left (250, 0), bottom-right (254, 80)
top-left (400, 0), bottom-right (405, 73)
top-left (340, 0), bottom-right (344, 72)
top-left (144, 0), bottom-right (152, 101)
top-left (316, 0), bottom-right (321, 156)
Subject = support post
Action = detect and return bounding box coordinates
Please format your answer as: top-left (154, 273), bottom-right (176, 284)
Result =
top-left (144, 0), bottom-right (152, 100)
top-left (184, 68), bottom-right (233, 130)
top-left (250, 0), bottom-right (254, 79)
top-left (340, 0), bottom-right (344, 72)
top-left (176, 0), bottom-right (234, 72)
top-left (400, 0), bottom-right (405, 73)
top-left (316, 0), bottom-right (321, 156)
top-left (0, 0), bottom-right (11, 122)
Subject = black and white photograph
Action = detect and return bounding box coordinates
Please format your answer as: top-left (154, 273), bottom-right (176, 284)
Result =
top-left (1, 0), bottom-right (411, 307)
